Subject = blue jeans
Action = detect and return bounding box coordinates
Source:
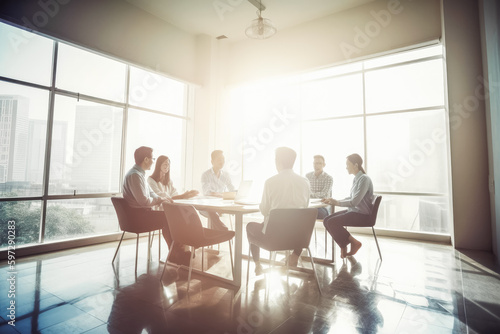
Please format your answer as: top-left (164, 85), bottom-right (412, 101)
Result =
top-left (317, 207), bottom-right (330, 219)
top-left (323, 210), bottom-right (371, 248)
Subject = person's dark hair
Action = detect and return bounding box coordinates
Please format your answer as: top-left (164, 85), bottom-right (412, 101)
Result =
top-left (347, 153), bottom-right (366, 174)
top-left (313, 155), bottom-right (325, 163)
top-left (276, 147), bottom-right (297, 169)
top-left (150, 155), bottom-right (170, 186)
top-left (134, 146), bottom-right (153, 165)
top-left (211, 150), bottom-right (223, 161)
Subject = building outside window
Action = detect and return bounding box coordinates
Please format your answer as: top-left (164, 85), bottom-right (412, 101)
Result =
top-left (0, 22), bottom-right (190, 249)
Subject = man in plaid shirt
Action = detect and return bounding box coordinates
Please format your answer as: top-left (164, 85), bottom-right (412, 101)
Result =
top-left (306, 155), bottom-right (333, 219)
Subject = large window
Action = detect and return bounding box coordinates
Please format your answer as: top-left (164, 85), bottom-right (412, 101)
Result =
top-left (0, 22), bottom-right (190, 249)
top-left (49, 96), bottom-right (123, 195)
top-left (0, 82), bottom-right (49, 197)
top-left (228, 44), bottom-right (451, 235)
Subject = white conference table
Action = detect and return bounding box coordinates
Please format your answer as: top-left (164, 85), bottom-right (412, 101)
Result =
top-left (173, 197), bottom-right (332, 287)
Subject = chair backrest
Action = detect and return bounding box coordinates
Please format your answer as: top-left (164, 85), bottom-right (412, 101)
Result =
top-left (367, 195), bottom-right (382, 227)
top-left (161, 202), bottom-right (204, 246)
top-left (111, 197), bottom-right (138, 232)
top-left (264, 208), bottom-right (318, 251)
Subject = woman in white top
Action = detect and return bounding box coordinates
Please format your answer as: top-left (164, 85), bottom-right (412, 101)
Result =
top-left (148, 155), bottom-right (198, 207)
top-left (149, 155), bottom-right (229, 230)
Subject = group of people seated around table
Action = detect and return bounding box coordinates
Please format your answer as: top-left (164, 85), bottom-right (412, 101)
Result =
top-left (122, 146), bottom-right (374, 270)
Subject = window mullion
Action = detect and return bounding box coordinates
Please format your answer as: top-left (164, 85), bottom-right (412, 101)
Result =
top-left (39, 41), bottom-right (59, 243)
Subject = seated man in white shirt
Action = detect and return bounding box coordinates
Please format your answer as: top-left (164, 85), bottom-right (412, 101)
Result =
top-left (200, 150), bottom-right (236, 230)
top-left (246, 147), bottom-right (311, 275)
top-left (306, 155), bottom-right (333, 219)
top-left (122, 146), bottom-right (191, 266)
top-left (201, 150), bottom-right (236, 196)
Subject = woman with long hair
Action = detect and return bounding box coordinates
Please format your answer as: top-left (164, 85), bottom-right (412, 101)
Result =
top-left (149, 155), bottom-right (229, 231)
top-left (148, 155), bottom-right (198, 203)
top-left (322, 153), bottom-right (374, 258)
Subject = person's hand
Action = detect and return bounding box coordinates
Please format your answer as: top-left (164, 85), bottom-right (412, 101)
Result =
top-left (183, 190), bottom-right (199, 199)
top-left (161, 197), bottom-right (173, 203)
top-left (321, 198), bottom-right (337, 206)
top-left (321, 198), bottom-right (332, 205)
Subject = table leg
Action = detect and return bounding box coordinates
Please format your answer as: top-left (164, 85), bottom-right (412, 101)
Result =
top-left (311, 230), bottom-right (336, 265)
top-left (233, 213), bottom-right (243, 286)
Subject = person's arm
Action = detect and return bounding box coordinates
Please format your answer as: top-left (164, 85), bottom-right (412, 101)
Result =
top-left (303, 178), bottom-right (312, 207)
top-left (167, 180), bottom-right (178, 197)
top-left (305, 173), bottom-right (314, 198)
top-left (338, 175), bottom-right (369, 208)
top-left (129, 174), bottom-right (163, 207)
top-left (201, 170), bottom-right (214, 196)
top-left (311, 175), bottom-right (333, 198)
top-left (223, 172), bottom-right (236, 192)
top-left (259, 180), bottom-right (271, 218)
top-left (168, 181), bottom-right (199, 199)
top-left (172, 190), bottom-right (199, 200)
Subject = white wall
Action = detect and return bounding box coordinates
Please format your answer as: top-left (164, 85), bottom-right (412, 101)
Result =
top-left (226, 0), bottom-right (441, 85)
top-left (191, 34), bottom-right (223, 191)
top-left (442, 0), bottom-right (491, 250)
top-left (0, 0), bottom-right (200, 84)
top-left (480, 0), bottom-right (500, 263)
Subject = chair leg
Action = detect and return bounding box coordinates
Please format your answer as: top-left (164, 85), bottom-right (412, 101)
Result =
top-left (150, 230), bottom-right (155, 249)
top-left (147, 232), bottom-right (152, 263)
top-left (158, 229), bottom-right (161, 262)
top-left (325, 229), bottom-right (328, 259)
top-left (285, 250), bottom-right (290, 281)
top-left (246, 244), bottom-right (251, 285)
top-left (149, 230), bottom-right (161, 261)
top-left (372, 227), bottom-right (382, 260)
top-left (269, 251), bottom-right (274, 271)
top-left (228, 239), bottom-right (234, 280)
top-left (207, 217), bottom-right (221, 252)
top-left (135, 234), bottom-right (140, 275)
top-left (307, 247), bottom-right (322, 295)
top-left (161, 240), bottom-right (175, 280)
top-left (202, 247), bottom-right (205, 272)
top-left (187, 246), bottom-right (195, 292)
top-left (112, 231), bottom-right (125, 264)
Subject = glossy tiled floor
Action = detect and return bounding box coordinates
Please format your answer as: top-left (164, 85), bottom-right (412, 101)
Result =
top-left (1, 231), bottom-right (500, 334)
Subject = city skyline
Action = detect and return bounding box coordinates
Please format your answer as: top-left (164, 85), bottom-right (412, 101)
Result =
top-left (0, 94), bottom-right (122, 196)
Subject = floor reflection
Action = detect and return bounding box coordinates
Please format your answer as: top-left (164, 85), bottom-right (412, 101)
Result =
top-left (1, 234), bottom-right (500, 333)
top-left (327, 257), bottom-right (384, 333)
top-left (107, 274), bottom-right (168, 333)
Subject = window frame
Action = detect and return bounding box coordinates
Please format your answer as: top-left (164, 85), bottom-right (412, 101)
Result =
top-left (0, 22), bottom-right (191, 253)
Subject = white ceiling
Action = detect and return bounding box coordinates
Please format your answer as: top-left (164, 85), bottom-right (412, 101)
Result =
top-left (125, 0), bottom-right (374, 41)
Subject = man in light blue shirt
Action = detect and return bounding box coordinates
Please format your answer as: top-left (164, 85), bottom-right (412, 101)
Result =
top-left (123, 146), bottom-right (190, 266)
